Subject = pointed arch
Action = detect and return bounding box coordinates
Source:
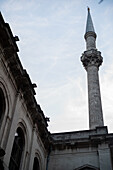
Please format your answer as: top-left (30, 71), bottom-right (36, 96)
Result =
top-left (17, 119), bottom-right (29, 152)
top-left (74, 164), bottom-right (99, 170)
top-left (9, 120), bottom-right (29, 170)
top-left (33, 157), bottom-right (40, 170)
top-left (9, 127), bottom-right (25, 170)
top-left (32, 150), bottom-right (43, 170)
top-left (0, 87), bottom-right (6, 124)
top-left (0, 78), bottom-right (10, 127)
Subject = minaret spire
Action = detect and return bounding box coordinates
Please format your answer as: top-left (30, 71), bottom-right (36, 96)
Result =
top-left (84, 8), bottom-right (97, 50)
top-left (86, 7), bottom-right (95, 33)
top-left (81, 8), bottom-right (104, 129)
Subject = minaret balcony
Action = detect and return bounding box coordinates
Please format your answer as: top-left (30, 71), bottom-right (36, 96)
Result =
top-left (81, 49), bottom-right (103, 70)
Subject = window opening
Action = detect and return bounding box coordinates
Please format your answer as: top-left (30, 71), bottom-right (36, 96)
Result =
top-left (9, 127), bottom-right (25, 170)
top-left (0, 88), bottom-right (6, 123)
top-left (33, 157), bottom-right (40, 170)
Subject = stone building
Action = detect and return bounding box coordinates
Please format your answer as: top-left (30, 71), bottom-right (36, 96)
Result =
top-left (0, 8), bottom-right (113, 170)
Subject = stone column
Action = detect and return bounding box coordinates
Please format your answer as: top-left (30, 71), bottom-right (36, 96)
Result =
top-left (81, 49), bottom-right (104, 129)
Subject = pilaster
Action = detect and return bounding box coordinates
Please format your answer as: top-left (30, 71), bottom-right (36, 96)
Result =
top-left (98, 144), bottom-right (112, 170)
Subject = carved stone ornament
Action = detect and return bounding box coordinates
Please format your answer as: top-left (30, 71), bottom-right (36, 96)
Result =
top-left (81, 49), bottom-right (103, 70)
top-left (3, 46), bottom-right (15, 60)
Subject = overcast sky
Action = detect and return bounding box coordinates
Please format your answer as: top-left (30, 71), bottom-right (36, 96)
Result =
top-left (1, 0), bottom-right (113, 133)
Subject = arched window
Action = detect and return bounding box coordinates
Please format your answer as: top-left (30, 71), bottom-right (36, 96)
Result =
top-left (9, 127), bottom-right (25, 170)
top-left (33, 157), bottom-right (40, 170)
top-left (0, 88), bottom-right (6, 124)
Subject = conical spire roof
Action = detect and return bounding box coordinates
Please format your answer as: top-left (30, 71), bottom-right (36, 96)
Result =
top-left (85, 8), bottom-right (95, 33)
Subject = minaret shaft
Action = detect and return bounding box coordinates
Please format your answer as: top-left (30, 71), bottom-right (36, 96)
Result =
top-left (87, 65), bottom-right (104, 129)
top-left (81, 8), bottom-right (104, 129)
top-left (85, 32), bottom-right (96, 50)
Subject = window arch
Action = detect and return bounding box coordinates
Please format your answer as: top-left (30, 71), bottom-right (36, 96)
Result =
top-left (9, 127), bottom-right (25, 170)
top-left (33, 157), bottom-right (40, 170)
top-left (0, 87), bottom-right (6, 124)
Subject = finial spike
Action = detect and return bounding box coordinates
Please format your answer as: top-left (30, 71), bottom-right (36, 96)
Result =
top-left (87, 7), bottom-right (90, 11)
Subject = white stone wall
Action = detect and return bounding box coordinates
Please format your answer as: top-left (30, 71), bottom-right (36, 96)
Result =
top-left (0, 53), bottom-right (47, 170)
top-left (48, 145), bottom-right (112, 170)
top-left (48, 147), bottom-right (99, 170)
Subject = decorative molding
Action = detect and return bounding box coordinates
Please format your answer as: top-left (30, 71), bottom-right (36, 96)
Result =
top-left (84, 31), bottom-right (97, 39)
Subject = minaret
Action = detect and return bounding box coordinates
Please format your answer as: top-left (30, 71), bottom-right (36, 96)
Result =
top-left (81, 8), bottom-right (104, 129)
